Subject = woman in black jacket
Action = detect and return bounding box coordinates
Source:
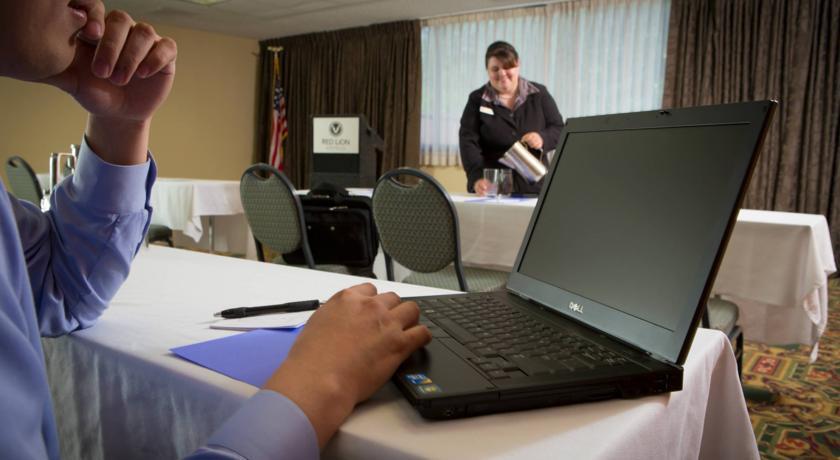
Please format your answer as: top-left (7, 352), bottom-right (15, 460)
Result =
top-left (459, 41), bottom-right (565, 195)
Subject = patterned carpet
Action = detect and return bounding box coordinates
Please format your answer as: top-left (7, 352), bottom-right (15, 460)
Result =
top-left (742, 278), bottom-right (840, 459)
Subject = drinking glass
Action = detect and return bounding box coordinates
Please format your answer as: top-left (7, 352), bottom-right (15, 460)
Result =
top-left (483, 168), bottom-right (513, 199)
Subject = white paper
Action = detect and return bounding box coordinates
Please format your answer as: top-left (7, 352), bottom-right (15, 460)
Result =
top-left (209, 311), bottom-right (315, 331)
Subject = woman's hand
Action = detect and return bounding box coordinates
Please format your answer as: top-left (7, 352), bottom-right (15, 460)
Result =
top-left (474, 178), bottom-right (493, 196)
top-left (521, 132), bottom-right (544, 150)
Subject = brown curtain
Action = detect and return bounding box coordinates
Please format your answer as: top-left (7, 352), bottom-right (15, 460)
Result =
top-left (257, 21), bottom-right (421, 188)
top-left (663, 0), bottom-right (840, 262)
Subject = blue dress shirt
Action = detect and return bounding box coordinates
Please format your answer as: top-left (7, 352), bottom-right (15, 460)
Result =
top-left (0, 140), bottom-right (318, 459)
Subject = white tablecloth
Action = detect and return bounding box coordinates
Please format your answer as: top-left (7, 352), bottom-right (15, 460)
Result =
top-left (448, 200), bottom-right (836, 350)
top-left (712, 210), bottom-right (836, 358)
top-left (43, 246), bottom-right (757, 459)
top-left (450, 195), bottom-right (538, 271)
top-left (150, 179), bottom-right (837, 349)
top-left (152, 178), bottom-right (836, 350)
top-left (150, 178), bottom-right (255, 257)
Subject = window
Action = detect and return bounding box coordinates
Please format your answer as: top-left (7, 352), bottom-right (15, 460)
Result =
top-left (420, 0), bottom-right (671, 166)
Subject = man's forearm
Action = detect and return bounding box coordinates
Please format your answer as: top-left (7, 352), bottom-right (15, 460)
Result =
top-left (86, 115), bottom-right (150, 165)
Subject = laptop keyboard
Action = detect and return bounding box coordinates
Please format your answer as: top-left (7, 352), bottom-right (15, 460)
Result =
top-left (418, 295), bottom-right (629, 380)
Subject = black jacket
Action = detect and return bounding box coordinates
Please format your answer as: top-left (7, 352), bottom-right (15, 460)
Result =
top-left (459, 82), bottom-right (564, 193)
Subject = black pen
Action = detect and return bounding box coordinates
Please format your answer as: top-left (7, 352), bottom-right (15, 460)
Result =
top-left (213, 299), bottom-right (321, 319)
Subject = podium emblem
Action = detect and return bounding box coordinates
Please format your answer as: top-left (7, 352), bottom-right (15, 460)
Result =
top-left (329, 121), bottom-right (343, 136)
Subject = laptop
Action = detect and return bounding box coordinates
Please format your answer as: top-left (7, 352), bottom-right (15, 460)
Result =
top-left (394, 100), bottom-right (776, 419)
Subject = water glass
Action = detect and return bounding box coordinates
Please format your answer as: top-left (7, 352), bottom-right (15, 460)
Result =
top-left (483, 168), bottom-right (513, 198)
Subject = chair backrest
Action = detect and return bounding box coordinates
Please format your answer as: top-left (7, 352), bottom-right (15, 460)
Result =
top-left (5, 156), bottom-right (43, 206)
top-left (240, 164), bottom-right (315, 268)
top-left (372, 167), bottom-right (467, 290)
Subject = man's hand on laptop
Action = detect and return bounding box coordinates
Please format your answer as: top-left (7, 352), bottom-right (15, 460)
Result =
top-left (263, 283), bottom-right (431, 448)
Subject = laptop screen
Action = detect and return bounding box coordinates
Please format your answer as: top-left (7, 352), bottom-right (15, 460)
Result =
top-left (507, 102), bottom-right (773, 363)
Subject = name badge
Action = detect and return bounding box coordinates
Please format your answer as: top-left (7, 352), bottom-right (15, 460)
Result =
top-left (479, 106), bottom-right (494, 116)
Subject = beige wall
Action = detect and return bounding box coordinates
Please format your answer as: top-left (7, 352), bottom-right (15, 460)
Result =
top-left (0, 24), bottom-right (259, 186)
top-left (420, 165), bottom-right (467, 193)
top-left (0, 24), bottom-right (468, 195)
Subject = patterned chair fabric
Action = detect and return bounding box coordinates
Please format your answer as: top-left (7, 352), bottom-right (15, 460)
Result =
top-left (706, 297), bottom-right (739, 334)
top-left (404, 266), bottom-right (509, 293)
top-left (240, 164), bottom-right (310, 263)
top-left (705, 296), bottom-right (744, 376)
top-left (5, 156), bottom-right (43, 206)
top-left (373, 168), bottom-right (508, 293)
top-left (373, 176), bottom-right (457, 273)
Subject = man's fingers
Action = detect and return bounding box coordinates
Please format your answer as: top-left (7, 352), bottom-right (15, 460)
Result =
top-left (136, 37), bottom-right (178, 78)
top-left (374, 291), bottom-right (402, 309)
top-left (77, 8), bottom-right (175, 83)
top-left (347, 282), bottom-right (378, 296)
top-left (388, 301), bottom-right (420, 329)
top-left (111, 23), bottom-right (157, 85)
top-left (79, 1), bottom-right (106, 42)
top-left (327, 283), bottom-right (377, 305)
top-left (92, 10), bottom-right (134, 79)
top-left (401, 325), bottom-right (433, 351)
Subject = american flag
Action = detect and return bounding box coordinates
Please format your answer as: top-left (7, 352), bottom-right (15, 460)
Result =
top-left (268, 57), bottom-right (287, 171)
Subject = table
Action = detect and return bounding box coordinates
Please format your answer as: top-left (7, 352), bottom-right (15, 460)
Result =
top-left (363, 193), bottom-right (537, 282)
top-left (449, 199), bottom-right (836, 353)
top-left (449, 195), bottom-right (539, 271)
top-left (712, 210), bottom-right (836, 359)
top-left (346, 191), bottom-right (535, 272)
top-left (37, 176), bottom-right (252, 253)
top-left (150, 178), bottom-right (255, 257)
top-left (42, 246), bottom-right (758, 459)
top-left (151, 180), bottom-right (837, 352)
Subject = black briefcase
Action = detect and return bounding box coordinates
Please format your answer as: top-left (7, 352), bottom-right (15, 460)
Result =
top-left (283, 183), bottom-right (378, 274)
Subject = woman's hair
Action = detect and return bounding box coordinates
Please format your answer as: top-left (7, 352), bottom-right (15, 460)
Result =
top-left (485, 41), bottom-right (519, 69)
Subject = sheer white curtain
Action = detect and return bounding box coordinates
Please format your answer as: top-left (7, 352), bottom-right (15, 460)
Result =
top-left (420, 0), bottom-right (671, 166)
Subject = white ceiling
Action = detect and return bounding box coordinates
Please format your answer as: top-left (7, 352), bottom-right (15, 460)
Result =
top-left (104, 0), bottom-right (542, 40)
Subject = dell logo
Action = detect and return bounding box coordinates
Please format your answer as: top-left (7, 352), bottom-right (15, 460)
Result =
top-left (329, 121), bottom-right (343, 136)
top-left (569, 301), bottom-right (583, 314)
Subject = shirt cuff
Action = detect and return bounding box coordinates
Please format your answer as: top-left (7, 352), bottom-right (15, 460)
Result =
top-left (71, 137), bottom-right (155, 214)
top-left (205, 390), bottom-right (319, 460)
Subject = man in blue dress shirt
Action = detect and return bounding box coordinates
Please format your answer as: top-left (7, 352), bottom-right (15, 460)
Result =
top-left (0, 2), bottom-right (430, 459)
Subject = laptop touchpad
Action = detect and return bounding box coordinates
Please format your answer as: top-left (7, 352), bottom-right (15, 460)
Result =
top-left (400, 339), bottom-right (494, 397)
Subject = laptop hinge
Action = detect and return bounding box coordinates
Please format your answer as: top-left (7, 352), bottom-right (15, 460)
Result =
top-left (645, 350), bottom-right (673, 365)
top-left (510, 289), bottom-right (678, 366)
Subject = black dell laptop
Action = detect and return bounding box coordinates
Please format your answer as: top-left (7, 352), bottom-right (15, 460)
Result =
top-left (394, 100), bottom-right (776, 419)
